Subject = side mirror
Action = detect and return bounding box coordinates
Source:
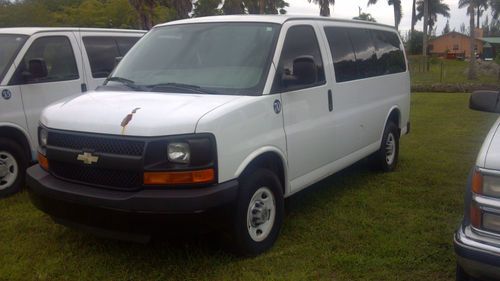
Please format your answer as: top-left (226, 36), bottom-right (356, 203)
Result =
top-left (292, 56), bottom-right (317, 85)
top-left (470, 90), bottom-right (500, 113)
top-left (25, 58), bottom-right (48, 80)
top-left (114, 57), bottom-right (123, 68)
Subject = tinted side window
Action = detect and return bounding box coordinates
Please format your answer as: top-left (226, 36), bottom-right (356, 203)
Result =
top-left (10, 36), bottom-right (79, 85)
top-left (324, 27), bottom-right (357, 83)
top-left (348, 28), bottom-right (378, 79)
top-left (83, 37), bottom-right (120, 78)
top-left (371, 30), bottom-right (406, 74)
top-left (115, 37), bottom-right (140, 56)
top-left (273, 25), bottom-right (325, 92)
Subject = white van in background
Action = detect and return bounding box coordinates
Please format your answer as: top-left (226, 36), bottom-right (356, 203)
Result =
top-left (0, 28), bottom-right (145, 197)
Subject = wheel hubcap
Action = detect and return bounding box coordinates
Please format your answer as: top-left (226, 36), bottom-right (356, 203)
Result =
top-left (0, 151), bottom-right (18, 190)
top-left (385, 133), bottom-right (396, 165)
top-left (247, 187), bottom-right (276, 242)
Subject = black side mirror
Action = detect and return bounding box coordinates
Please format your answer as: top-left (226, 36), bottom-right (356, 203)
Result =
top-left (470, 90), bottom-right (500, 113)
top-left (25, 58), bottom-right (48, 80)
top-left (114, 57), bottom-right (123, 68)
top-left (292, 56), bottom-right (317, 85)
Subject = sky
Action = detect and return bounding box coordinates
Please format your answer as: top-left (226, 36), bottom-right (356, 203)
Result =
top-left (285, 0), bottom-right (494, 35)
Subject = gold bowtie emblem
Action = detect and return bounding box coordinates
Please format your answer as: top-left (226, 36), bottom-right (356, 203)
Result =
top-left (77, 152), bottom-right (99, 165)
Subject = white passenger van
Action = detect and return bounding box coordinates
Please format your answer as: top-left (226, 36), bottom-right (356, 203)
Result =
top-left (0, 28), bottom-right (145, 197)
top-left (26, 16), bottom-right (410, 256)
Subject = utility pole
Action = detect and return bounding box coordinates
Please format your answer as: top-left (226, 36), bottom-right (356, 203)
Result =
top-left (422, 0), bottom-right (429, 72)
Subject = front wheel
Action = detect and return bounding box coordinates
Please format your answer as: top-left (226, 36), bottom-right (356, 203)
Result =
top-left (372, 121), bottom-right (399, 172)
top-left (0, 138), bottom-right (28, 198)
top-left (229, 169), bottom-right (284, 256)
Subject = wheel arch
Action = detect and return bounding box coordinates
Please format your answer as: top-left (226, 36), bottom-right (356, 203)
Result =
top-left (235, 147), bottom-right (289, 196)
top-left (0, 123), bottom-right (33, 162)
top-left (384, 106), bottom-right (401, 133)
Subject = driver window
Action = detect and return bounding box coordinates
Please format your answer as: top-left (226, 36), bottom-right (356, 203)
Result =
top-left (272, 25), bottom-right (325, 93)
top-left (10, 36), bottom-right (79, 85)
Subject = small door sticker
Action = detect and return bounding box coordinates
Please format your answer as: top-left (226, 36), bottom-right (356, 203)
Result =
top-left (273, 99), bottom-right (281, 114)
top-left (1, 89), bottom-right (11, 100)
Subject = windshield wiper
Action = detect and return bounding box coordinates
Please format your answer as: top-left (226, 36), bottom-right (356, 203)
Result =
top-left (146, 82), bottom-right (220, 95)
top-left (105, 76), bottom-right (143, 91)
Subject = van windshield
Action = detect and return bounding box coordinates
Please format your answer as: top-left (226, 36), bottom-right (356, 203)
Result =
top-left (109, 22), bottom-right (280, 96)
top-left (0, 34), bottom-right (28, 83)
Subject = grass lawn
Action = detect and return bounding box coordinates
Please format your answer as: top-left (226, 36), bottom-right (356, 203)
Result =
top-left (409, 56), bottom-right (498, 85)
top-left (0, 93), bottom-right (498, 281)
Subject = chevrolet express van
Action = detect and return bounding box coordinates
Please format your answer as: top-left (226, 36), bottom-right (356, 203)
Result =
top-left (455, 90), bottom-right (500, 281)
top-left (26, 16), bottom-right (411, 255)
top-left (0, 28), bottom-right (145, 197)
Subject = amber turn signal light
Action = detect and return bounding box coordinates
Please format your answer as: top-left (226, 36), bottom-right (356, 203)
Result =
top-left (472, 169), bottom-right (483, 194)
top-left (144, 169), bottom-right (215, 185)
top-left (38, 153), bottom-right (49, 171)
top-left (470, 203), bottom-right (482, 229)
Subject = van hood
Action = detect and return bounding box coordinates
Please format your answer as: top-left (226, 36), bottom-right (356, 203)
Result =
top-left (40, 91), bottom-right (241, 136)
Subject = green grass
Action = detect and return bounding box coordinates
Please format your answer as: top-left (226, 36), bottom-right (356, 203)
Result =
top-left (0, 93), bottom-right (498, 281)
top-left (409, 56), bottom-right (498, 85)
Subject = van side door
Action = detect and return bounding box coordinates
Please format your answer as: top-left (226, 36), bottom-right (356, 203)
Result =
top-left (274, 22), bottom-right (341, 193)
top-left (9, 32), bottom-right (85, 148)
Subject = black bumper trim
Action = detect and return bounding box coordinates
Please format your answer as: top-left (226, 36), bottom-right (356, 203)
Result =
top-left (26, 164), bottom-right (239, 214)
top-left (454, 236), bottom-right (500, 268)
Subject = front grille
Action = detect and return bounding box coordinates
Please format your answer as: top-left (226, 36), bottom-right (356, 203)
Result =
top-left (50, 161), bottom-right (142, 190)
top-left (49, 131), bottom-right (145, 156)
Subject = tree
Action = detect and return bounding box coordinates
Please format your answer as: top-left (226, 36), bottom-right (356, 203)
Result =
top-left (193, 0), bottom-right (222, 16)
top-left (129, 0), bottom-right (156, 29)
top-left (308, 0), bottom-right (335, 17)
top-left (410, 0), bottom-right (417, 39)
top-left (167, 0), bottom-right (192, 19)
top-left (441, 19), bottom-right (450, 35)
top-left (490, 0), bottom-right (500, 19)
top-left (459, 0), bottom-right (477, 80)
top-left (367, 0), bottom-right (402, 30)
top-left (416, 0), bottom-right (450, 36)
top-left (222, 0), bottom-right (244, 14)
top-left (353, 12), bottom-right (376, 22)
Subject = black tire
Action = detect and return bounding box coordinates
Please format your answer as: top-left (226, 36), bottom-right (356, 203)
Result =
top-left (0, 138), bottom-right (28, 198)
top-left (372, 121), bottom-right (399, 172)
top-left (229, 169), bottom-right (284, 256)
top-left (456, 263), bottom-right (470, 281)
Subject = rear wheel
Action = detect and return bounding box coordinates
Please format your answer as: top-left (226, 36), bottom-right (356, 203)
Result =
top-left (0, 138), bottom-right (27, 198)
top-left (229, 169), bottom-right (284, 256)
top-left (372, 121), bottom-right (399, 172)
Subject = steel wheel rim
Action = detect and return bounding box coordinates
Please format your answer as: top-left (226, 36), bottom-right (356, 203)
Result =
top-left (247, 186), bottom-right (276, 242)
top-left (385, 133), bottom-right (396, 165)
top-left (0, 151), bottom-right (18, 190)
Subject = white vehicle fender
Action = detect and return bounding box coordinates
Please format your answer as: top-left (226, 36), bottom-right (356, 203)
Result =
top-left (380, 105), bottom-right (401, 138)
top-left (235, 146), bottom-right (290, 195)
top-left (0, 122), bottom-right (35, 159)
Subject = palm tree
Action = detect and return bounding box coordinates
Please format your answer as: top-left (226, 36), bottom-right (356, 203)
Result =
top-left (416, 0), bottom-right (450, 36)
top-left (367, 0), bottom-right (402, 30)
top-left (309, 0), bottom-right (335, 17)
top-left (458, 0), bottom-right (477, 79)
top-left (410, 0), bottom-right (417, 39)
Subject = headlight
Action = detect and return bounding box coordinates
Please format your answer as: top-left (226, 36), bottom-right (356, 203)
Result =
top-left (473, 169), bottom-right (500, 198)
top-left (168, 142), bottom-right (190, 164)
top-left (39, 127), bottom-right (48, 147)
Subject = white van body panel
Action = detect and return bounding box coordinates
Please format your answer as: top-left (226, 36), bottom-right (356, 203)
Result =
top-left (477, 117), bottom-right (500, 169)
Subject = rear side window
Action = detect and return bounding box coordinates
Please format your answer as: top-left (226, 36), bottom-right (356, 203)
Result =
top-left (83, 36), bottom-right (139, 78)
top-left (324, 27), bottom-right (357, 83)
top-left (325, 26), bottom-right (406, 82)
top-left (272, 25), bottom-right (325, 92)
top-left (371, 30), bottom-right (406, 74)
top-left (10, 36), bottom-right (79, 85)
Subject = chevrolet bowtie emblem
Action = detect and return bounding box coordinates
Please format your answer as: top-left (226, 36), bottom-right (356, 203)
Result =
top-left (77, 152), bottom-right (99, 165)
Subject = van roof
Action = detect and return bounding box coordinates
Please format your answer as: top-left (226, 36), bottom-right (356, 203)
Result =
top-left (157, 15), bottom-right (396, 30)
top-left (0, 27), bottom-right (146, 36)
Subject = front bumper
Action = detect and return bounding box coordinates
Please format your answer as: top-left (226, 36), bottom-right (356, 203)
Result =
top-left (454, 225), bottom-right (500, 280)
top-left (26, 165), bottom-right (239, 238)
